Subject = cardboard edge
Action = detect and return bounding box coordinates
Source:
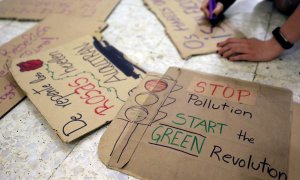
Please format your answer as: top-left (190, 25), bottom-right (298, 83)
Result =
top-left (169, 66), bottom-right (293, 95)
top-left (10, 65), bottom-right (116, 142)
top-left (288, 102), bottom-right (300, 179)
top-left (98, 73), bottom-right (165, 173)
top-left (143, 0), bottom-right (187, 59)
top-left (7, 35), bottom-right (127, 143)
top-left (0, 0), bottom-right (121, 21)
top-left (98, 71), bottom-right (185, 177)
top-left (101, 0), bottom-right (122, 21)
top-left (97, 67), bottom-right (294, 179)
top-left (0, 96), bottom-right (26, 120)
top-left (143, 0), bottom-right (246, 60)
top-left (166, 20), bottom-right (247, 59)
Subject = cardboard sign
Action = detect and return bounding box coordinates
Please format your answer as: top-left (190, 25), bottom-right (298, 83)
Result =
top-left (0, 15), bottom-right (107, 119)
top-left (289, 103), bottom-right (300, 179)
top-left (0, 0), bottom-right (120, 20)
top-left (144, 0), bottom-right (244, 59)
top-left (10, 35), bottom-right (145, 142)
top-left (99, 67), bottom-right (293, 180)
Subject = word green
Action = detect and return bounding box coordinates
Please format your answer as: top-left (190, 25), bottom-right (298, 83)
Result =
top-left (151, 125), bottom-right (205, 155)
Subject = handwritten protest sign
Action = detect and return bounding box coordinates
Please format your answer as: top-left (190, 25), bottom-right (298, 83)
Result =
top-left (144, 0), bottom-right (244, 59)
top-left (10, 35), bottom-right (145, 142)
top-left (99, 67), bottom-right (292, 180)
top-left (0, 0), bottom-right (120, 21)
top-left (0, 15), bottom-right (107, 119)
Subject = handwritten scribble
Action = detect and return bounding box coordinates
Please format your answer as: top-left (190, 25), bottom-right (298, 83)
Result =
top-left (0, 62), bottom-right (9, 77)
top-left (0, 83), bottom-right (17, 103)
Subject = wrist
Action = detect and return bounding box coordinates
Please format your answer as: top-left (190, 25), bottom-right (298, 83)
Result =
top-left (268, 37), bottom-right (285, 55)
top-left (272, 27), bottom-right (294, 49)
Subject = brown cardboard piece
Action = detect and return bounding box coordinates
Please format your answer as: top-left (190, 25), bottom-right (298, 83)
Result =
top-left (0, 0), bottom-right (120, 21)
top-left (99, 67), bottom-right (293, 180)
top-left (10, 35), bottom-right (145, 142)
top-left (288, 103), bottom-right (300, 179)
top-left (144, 0), bottom-right (244, 59)
top-left (0, 15), bottom-right (107, 119)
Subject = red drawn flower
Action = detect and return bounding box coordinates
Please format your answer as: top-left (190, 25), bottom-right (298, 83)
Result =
top-left (17, 59), bottom-right (43, 72)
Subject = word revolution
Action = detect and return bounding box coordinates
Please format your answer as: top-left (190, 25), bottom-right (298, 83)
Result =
top-left (210, 145), bottom-right (287, 180)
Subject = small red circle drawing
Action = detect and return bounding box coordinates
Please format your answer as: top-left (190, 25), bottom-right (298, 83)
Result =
top-left (145, 79), bottom-right (168, 92)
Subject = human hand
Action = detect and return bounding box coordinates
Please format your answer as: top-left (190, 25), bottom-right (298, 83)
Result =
top-left (200, 0), bottom-right (224, 19)
top-left (217, 37), bottom-right (285, 62)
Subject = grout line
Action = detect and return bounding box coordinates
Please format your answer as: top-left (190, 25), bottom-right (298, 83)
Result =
top-left (47, 142), bottom-right (79, 180)
top-left (252, 5), bottom-right (275, 82)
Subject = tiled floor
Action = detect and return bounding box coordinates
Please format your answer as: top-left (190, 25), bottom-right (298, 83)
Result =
top-left (0, 0), bottom-right (299, 179)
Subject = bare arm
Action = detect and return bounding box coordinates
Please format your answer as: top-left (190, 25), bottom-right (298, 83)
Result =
top-left (280, 5), bottom-right (300, 43)
top-left (217, 5), bottom-right (300, 62)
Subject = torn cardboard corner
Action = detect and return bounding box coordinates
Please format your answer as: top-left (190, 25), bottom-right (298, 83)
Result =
top-left (0, 15), bottom-right (107, 119)
top-left (10, 35), bottom-right (145, 142)
top-left (99, 67), bottom-right (293, 180)
top-left (144, 0), bottom-right (244, 59)
top-left (0, 0), bottom-right (120, 21)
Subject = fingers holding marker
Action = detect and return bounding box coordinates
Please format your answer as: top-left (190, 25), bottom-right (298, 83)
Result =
top-left (212, 2), bottom-right (224, 17)
top-left (200, 0), bottom-right (224, 19)
top-left (200, 0), bottom-right (210, 18)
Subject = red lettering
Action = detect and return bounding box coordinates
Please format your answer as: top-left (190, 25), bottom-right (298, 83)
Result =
top-left (69, 77), bottom-right (114, 116)
top-left (192, 80), bottom-right (253, 103)
top-left (210, 84), bottom-right (224, 95)
top-left (84, 90), bottom-right (105, 104)
top-left (68, 77), bottom-right (89, 87)
top-left (237, 90), bottom-right (251, 102)
top-left (223, 86), bottom-right (234, 98)
top-left (74, 83), bottom-right (95, 95)
top-left (94, 99), bottom-right (114, 116)
top-left (194, 81), bottom-right (206, 93)
top-left (79, 89), bottom-right (97, 100)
